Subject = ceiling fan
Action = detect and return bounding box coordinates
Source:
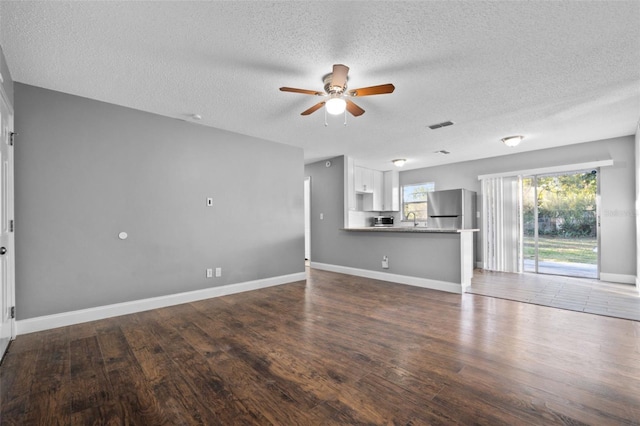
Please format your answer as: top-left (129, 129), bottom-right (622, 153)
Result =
top-left (280, 64), bottom-right (395, 117)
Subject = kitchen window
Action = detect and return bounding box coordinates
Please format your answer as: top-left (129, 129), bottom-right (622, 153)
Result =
top-left (401, 182), bottom-right (435, 222)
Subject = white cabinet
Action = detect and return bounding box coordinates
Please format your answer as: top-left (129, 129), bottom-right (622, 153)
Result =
top-left (355, 166), bottom-right (374, 193)
top-left (372, 170), bottom-right (383, 211)
top-left (383, 170), bottom-right (400, 211)
top-left (362, 170), bottom-right (383, 211)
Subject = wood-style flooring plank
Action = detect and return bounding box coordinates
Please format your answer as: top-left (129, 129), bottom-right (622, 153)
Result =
top-left (143, 310), bottom-right (271, 425)
top-left (69, 336), bottom-right (114, 415)
top-left (120, 314), bottom-right (235, 425)
top-left (0, 347), bottom-right (39, 423)
top-left (20, 332), bottom-right (71, 425)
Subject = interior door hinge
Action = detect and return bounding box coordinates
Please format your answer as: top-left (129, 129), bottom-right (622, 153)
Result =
top-left (9, 220), bottom-right (13, 232)
top-left (9, 132), bottom-right (17, 146)
top-left (10, 307), bottom-right (15, 319)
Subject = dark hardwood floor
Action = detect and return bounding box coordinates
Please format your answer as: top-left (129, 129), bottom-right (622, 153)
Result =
top-left (2, 268), bottom-right (639, 425)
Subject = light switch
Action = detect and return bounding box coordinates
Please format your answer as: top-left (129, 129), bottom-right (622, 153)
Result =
top-left (207, 197), bottom-right (213, 207)
top-left (320, 213), bottom-right (324, 220)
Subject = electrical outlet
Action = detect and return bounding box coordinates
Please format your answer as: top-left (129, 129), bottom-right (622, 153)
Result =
top-left (215, 267), bottom-right (222, 277)
top-left (382, 256), bottom-right (389, 269)
top-left (206, 268), bottom-right (213, 278)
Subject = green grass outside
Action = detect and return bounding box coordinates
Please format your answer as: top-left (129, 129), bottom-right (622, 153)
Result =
top-left (523, 236), bottom-right (597, 264)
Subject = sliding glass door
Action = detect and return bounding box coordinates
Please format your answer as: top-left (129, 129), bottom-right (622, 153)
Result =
top-left (522, 170), bottom-right (599, 278)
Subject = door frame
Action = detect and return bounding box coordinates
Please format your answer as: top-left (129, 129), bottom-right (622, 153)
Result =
top-left (0, 84), bottom-right (15, 362)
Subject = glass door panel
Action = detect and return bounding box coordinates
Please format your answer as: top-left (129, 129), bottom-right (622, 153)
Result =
top-left (521, 170), bottom-right (598, 278)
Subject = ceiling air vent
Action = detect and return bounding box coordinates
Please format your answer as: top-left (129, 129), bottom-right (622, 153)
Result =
top-left (428, 121), bottom-right (454, 130)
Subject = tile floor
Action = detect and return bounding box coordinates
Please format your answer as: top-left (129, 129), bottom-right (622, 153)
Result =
top-left (469, 269), bottom-right (640, 321)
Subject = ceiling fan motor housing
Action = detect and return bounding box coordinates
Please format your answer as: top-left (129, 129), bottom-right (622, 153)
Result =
top-left (323, 73), bottom-right (347, 94)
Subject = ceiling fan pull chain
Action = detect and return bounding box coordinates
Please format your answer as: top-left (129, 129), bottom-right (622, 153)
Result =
top-left (344, 109), bottom-right (347, 126)
top-left (324, 107), bottom-right (328, 127)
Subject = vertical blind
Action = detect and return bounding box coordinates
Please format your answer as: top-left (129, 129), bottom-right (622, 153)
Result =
top-left (482, 176), bottom-right (522, 273)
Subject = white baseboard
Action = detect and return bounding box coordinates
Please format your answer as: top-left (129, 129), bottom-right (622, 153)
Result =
top-left (599, 272), bottom-right (636, 285)
top-left (310, 262), bottom-right (464, 294)
top-left (16, 272), bottom-right (306, 335)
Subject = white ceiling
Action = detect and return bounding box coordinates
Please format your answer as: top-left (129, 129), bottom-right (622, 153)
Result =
top-left (1, 1), bottom-right (639, 171)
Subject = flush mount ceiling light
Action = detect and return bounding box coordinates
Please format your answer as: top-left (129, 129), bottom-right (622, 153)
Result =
top-left (392, 159), bottom-right (407, 167)
top-left (501, 135), bottom-right (524, 147)
top-left (325, 96), bottom-right (347, 115)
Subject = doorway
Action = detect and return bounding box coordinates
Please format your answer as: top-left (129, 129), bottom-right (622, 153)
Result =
top-left (522, 169), bottom-right (599, 279)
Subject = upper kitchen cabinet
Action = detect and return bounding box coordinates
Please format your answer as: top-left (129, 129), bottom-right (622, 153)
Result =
top-left (383, 170), bottom-right (400, 211)
top-left (362, 169), bottom-right (383, 211)
top-left (373, 170), bottom-right (384, 211)
top-left (355, 166), bottom-right (374, 193)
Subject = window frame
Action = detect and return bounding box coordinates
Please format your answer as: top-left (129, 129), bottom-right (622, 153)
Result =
top-left (401, 182), bottom-right (435, 223)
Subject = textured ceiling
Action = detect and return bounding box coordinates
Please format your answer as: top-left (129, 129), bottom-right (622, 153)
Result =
top-left (1, 1), bottom-right (639, 171)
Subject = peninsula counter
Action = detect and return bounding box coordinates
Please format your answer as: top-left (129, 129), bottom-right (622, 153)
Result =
top-left (312, 227), bottom-right (478, 294)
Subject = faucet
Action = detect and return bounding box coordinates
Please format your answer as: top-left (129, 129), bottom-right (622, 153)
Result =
top-left (407, 212), bottom-right (418, 227)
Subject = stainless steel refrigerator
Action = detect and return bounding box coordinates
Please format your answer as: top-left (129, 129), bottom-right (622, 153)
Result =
top-left (427, 189), bottom-right (477, 229)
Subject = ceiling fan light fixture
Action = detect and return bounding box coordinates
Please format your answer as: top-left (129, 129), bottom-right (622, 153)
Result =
top-left (325, 97), bottom-right (347, 115)
top-left (501, 135), bottom-right (524, 147)
top-left (392, 159), bottom-right (407, 167)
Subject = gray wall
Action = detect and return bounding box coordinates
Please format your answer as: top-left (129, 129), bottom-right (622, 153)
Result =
top-left (401, 136), bottom-right (636, 277)
top-left (307, 136), bottom-right (636, 279)
top-left (15, 83), bottom-right (304, 319)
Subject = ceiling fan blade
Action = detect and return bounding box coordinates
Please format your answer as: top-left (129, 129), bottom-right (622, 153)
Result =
top-left (301, 101), bottom-right (326, 116)
top-left (345, 100), bottom-right (365, 117)
top-left (332, 64), bottom-right (349, 90)
top-left (280, 87), bottom-right (324, 96)
top-left (347, 83), bottom-right (395, 97)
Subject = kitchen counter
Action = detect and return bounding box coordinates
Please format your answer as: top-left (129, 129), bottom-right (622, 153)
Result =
top-left (343, 227), bottom-right (479, 234)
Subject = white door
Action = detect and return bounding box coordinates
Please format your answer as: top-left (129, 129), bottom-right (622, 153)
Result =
top-left (0, 88), bottom-right (15, 361)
